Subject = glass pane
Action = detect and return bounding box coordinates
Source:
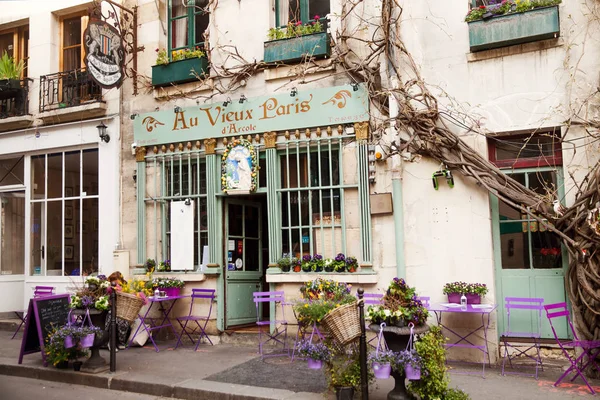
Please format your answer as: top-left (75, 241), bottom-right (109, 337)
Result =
top-left (199, 161), bottom-right (207, 194)
top-left (194, 9), bottom-right (209, 45)
top-left (308, 0), bottom-right (329, 19)
top-left (500, 228), bottom-right (529, 269)
top-left (228, 203), bottom-right (243, 236)
top-left (288, 0), bottom-right (301, 23)
top-left (280, 154), bottom-right (308, 188)
top-left (64, 199), bottom-right (79, 276)
top-left (64, 151), bottom-right (79, 198)
top-left (245, 238), bottom-right (259, 271)
top-left (498, 199), bottom-right (522, 223)
top-left (245, 205), bottom-right (259, 238)
top-left (47, 153), bottom-right (62, 199)
top-left (0, 192), bottom-right (25, 275)
top-left (259, 155), bottom-right (266, 188)
top-left (171, 0), bottom-right (187, 17)
top-left (63, 47), bottom-right (81, 71)
top-left (31, 155), bottom-right (46, 199)
top-left (46, 201), bottom-right (63, 276)
top-left (171, 17), bottom-right (189, 49)
top-left (30, 202), bottom-right (42, 275)
top-left (82, 198), bottom-right (98, 276)
top-left (0, 156), bottom-right (24, 186)
top-left (0, 32), bottom-right (13, 58)
top-left (495, 134), bottom-right (559, 160)
top-left (531, 230), bottom-right (562, 269)
top-left (199, 198), bottom-right (207, 230)
top-left (63, 17), bottom-right (81, 47)
top-left (83, 149), bottom-right (98, 196)
top-left (529, 170), bottom-right (557, 196)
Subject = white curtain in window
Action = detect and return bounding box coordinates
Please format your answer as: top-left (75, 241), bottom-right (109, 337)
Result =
top-left (278, 0), bottom-right (290, 25)
top-left (172, 1), bottom-right (188, 49)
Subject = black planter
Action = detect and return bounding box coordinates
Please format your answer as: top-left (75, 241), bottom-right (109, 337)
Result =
top-left (369, 324), bottom-right (430, 400)
top-left (72, 309), bottom-right (109, 373)
top-left (324, 266), bottom-right (334, 273)
top-left (279, 265), bottom-right (291, 272)
top-left (73, 361), bottom-right (83, 371)
top-left (335, 386), bottom-right (355, 400)
top-left (56, 360), bottom-right (69, 369)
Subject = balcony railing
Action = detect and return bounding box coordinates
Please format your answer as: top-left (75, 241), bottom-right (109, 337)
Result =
top-left (0, 78), bottom-right (32, 119)
top-left (39, 68), bottom-right (103, 113)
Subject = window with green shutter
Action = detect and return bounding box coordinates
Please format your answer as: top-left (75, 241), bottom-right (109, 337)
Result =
top-left (275, 0), bottom-right (330, 26)
top-left (168, 0), bottom-right (209, 59)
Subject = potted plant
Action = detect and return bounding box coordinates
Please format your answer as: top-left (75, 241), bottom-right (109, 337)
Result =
top-left (466, 283), bottom-right (488, 304)
top-left (0, 51), bottom-right (24, 91)
top-left (45, 325), bottom-right (89, 368)
top-left (346, 256), bottom-right (358, 273)
top-left (301, 254), bottom-right (312, 272)
top-left (264, 16), bottom-right (331, 64)
top-left (144, 258), bottom-right (156, 274)
top-left (325, 348), bottom-right (374, 400)
top-left (276, 257), bottom-right (294, 272)
top-left (367, 278), bottom-right (429, 327)
top-left (442, 281), bottom-right (488, 304)
top-left (295, 340), bottom-right (330, 369)
top-left (310, 254), bottom-right (324, 272)
top-left (152, 46), bottom-right (208, 86)
top-left (292, 259), bottom-right (302, 273)
top-left (369, 349), bottom-right (396, 379)
top-left (293, 278), bottom-right (354, 326)
top-left (333, 253), bottom-right (346, 273)
top-left (157, 259), bottom-right (171, 272)
top-left (153, 277), bottom-right (185, 297)
top-left (323, 258), bottom-right (335, 272)
top-left (397, 349), bottom-right (424, 380)
top-left (76, 325), bottom-right (103, 348)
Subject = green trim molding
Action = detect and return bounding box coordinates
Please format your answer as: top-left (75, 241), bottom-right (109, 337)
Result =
top-left (468, 6), bottom-right (560, 52)
top-left (151, 57), bottom-right (209, 87)
top-left (264, 32), bottom-right (330, 64)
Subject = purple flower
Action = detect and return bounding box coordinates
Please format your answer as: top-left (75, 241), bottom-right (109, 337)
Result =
top-left (81, 295), bottom-right (94, 308)
top-left (313, 254), bottom-right (323, 260)
top-left (335, 253), bottom-right (345, 262)
top-left (303, 255), bottom-right (312, 262)
top-left (97, 274), bottom-right (107, 281)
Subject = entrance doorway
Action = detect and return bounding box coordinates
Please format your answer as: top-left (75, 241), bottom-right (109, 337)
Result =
top-left (224, 196), bottom-right (268, 328)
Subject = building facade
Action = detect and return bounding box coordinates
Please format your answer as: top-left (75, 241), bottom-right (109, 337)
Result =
top-left (0, 1), bottom-right (122, 313)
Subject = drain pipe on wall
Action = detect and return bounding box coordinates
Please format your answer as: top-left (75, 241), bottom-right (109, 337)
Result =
top-left (389, 77), bottom-right (406, 280)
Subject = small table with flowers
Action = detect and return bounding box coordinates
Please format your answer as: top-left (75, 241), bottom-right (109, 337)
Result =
top-left (128, 294), bottom-right (188, 352)
top-left (429, 303), bottom-right (498, 377)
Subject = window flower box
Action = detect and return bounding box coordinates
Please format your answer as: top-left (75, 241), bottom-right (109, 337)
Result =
top-left (467, 5), bottom-right (560, 52)
top-left (151, 57), bottom-right (209, 87)
top-left (264, 32), bottom-right (330, 64)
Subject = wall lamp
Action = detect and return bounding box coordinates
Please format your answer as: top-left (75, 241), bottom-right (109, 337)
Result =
top-left (239, 94), bottom-right (247, 104)
top-left (97, 122), bottom-right (110, 143)
top-left (351, 83), bottom-right (360, 92)
top-left (223, 97), bottom-right (231, 107)
top-left (174, 106), bottom-right (182, 113)
top-left (290, 87), bottom-right (298, 97)
top-left (130, 113), bottom-right (138, 120)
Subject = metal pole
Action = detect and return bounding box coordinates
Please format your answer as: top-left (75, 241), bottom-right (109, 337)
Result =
top-left (110, 282), bottom-right (117, 372)
top-left (357, 288), bottom-right (369, 400)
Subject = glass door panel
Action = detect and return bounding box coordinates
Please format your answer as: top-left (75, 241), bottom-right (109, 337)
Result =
top-left (0, 191), bottom-right (25, 275)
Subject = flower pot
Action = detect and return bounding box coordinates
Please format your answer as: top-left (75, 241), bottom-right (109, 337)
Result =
top-left (335, 386), bottom-right (355, 400)
top-left (324, 266), bottom-right (334, 273)
top-left (335, 267), bottom-right (346, 273)
top-left (347, 267), bottom-right (357, 273)
top-left (405, 364), bottom-right (421, 380)
top-left (447, 293), bottom-right (461, 304)
top-left (293, 266), bottom-right (301, 272)
top-left (56, 360), bottom-right (69, 369)
top-left (373, 362), bottom-right (391, 379)
top-left (80, 333), bottom-right (95, 348)
top-left (73, 361), bottom-right (83, 372)
top-left (162, 287), bottom-right (181, 297)
top-left (64, 335), bottom-right (75, 349)
top-left (312, 266), bottom-right (323, 272)
top-left (307, 358), bottom-right (323, 369)
top-left (301, 265), bottom-right (311, 272)
top-left (466, 294), bottom-right (481, 304)
top-left (280, 265), bottom-right (291, 272)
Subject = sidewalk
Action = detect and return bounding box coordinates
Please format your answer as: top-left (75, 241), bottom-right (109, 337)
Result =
top-left (0, 324), bottom-right (598, 400)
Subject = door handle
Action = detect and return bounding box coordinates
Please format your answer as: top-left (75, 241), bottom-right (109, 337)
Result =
top-left (41, 245), bottom-right (44, 259)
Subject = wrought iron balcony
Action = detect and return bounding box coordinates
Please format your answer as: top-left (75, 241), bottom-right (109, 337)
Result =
top-left (0, 78), bottom-right (32, 119)
top-left (39, 68), bottom-right (103, 113)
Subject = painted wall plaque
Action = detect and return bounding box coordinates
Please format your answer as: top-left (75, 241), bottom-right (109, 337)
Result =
top-left (221, 139), bottom-right (258, 194)
top-left (84, 20), bottom-right (124, 89)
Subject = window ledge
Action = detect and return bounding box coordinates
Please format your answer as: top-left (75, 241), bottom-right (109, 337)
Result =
top-left (266, 272), bottom-right (378, 283)
top-left (263, 59), bottom-right (335, 82)
top-left (466, 37), bottom-right (563, 62)
top-left (39, 102), bottom-right (107, 124)
top-left (153, 77), bottom-right (215, 100)
top-left (0, 114), bottom-right (34, 133)
top-left (131, 270), bottom-right (207, 282)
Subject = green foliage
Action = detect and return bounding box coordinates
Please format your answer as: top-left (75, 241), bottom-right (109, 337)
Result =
top-left (45, 325), bottom-right (89, 367)
top-left (0, 51), bottom-right (24, 80)
top-left (464, 0), bottom-right (561, 22)
top-left (442, 282), bottom-right (488, 296)
top-left (408, 326), bottom-right (450, 399)
top-left (325, 347), bottom-right (373, 390)
top-left (293, 297), bottom-right (355, 325)
top-left (277, 257), bottom-right (295, 271)
top-left (267, 19), bottom-right (324, 41)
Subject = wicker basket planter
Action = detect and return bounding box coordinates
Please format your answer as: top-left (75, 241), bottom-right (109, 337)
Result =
top-left (116, 292), bottom-right (144, 322)
top-left (321, 301), bottom-right (361, 346)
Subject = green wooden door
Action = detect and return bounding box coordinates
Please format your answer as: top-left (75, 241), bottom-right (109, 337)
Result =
top-left (491, 168), bottom-right (570, 339)
top-left (224, 200), bottom-right (263, 328)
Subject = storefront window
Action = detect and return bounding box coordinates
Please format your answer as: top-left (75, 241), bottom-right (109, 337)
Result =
top-left (279, 147), bottom-right (344, 258)
top-left (29, 149), bottom-right (99, 276)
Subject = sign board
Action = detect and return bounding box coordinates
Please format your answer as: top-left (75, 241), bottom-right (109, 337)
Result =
top-left (170, 200), bottom-right (194, 271)
top-left (84, 20), bottom-right (125, 89)
top-left (133, 84), bottom-right (370, 146)
top-left (18, 294), bottom-right (70, 366)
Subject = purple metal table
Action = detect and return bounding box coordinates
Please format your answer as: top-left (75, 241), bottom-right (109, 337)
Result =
top-left (128, 295), bottom-right (188, 352)
top-left (430, 303), bottom-right (498, 377)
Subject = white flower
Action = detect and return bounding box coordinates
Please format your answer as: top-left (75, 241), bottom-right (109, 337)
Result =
top-left (384, 309), bottom-right (391, 317)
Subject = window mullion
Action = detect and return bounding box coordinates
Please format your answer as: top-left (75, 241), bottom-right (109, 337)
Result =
top-left (301, 0), bottom-right (309, 23)
top-left (188, 6), bottom-right (194, 51)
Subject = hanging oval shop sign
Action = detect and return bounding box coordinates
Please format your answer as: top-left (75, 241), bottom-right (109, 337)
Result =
top-left (84, 20), bottom-right (125, 89)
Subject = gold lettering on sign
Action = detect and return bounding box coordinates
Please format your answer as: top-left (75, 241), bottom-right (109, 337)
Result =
top-left (259, 95), bottom-right (312, 120)
top-left (173, 111), bottom-right (189, 131)
top-left (322, 90), bottom-right (352, 109)
top-left (142, 116), bottom-right (165, 132)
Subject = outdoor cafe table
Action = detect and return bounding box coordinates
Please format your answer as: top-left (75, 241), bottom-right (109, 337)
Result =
top-left (429, 303), bottom-right (498, 377)
top-left (128, 294), bottom-right (188, 352)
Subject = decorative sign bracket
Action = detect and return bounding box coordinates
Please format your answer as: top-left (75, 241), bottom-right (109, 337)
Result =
top-left (89, 0), bottom-right (143, 94)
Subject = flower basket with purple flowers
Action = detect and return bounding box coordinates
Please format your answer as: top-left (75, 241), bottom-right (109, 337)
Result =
top-left (367, 278), bottom-right (428, 327)
top-left (310, 254), bottom-right (324, 272)
top-left (334, 253), bottom-right (346, 272)
top-left (301, 255), bottom-right (312, 272)
top-left (442, 282), bottom-right (489, 304)
top-left (346, 256), bottom-right (358, 273)
top-left (296, 340), bottom-right (330, 369)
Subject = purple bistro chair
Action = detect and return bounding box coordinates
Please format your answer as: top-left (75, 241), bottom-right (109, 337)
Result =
top-left (500, 297), bottom-right (544, 379)
top-left (12, 286), bottom-right (56, 339)
top-left (175, 289), bottom-right (215, 350)
top-left (544, 302), bottom-right (600, 394)
top-left (253, 291), bottom-right (289, 359)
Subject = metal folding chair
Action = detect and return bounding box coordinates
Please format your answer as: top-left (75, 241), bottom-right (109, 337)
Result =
top-left (544, 302), bottom-right (600, 394)
top-left (500, 297), bottom-right (544, 379)
top-left (175, 289), bottom-right (215, 350)
top-left (253, 291), bottom-right (289, 358)
top-left (12, 286), bottom-right (56, 339)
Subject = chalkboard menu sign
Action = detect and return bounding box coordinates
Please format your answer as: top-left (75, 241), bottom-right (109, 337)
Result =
top-left (18, 294), bottom-right (70, 366)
